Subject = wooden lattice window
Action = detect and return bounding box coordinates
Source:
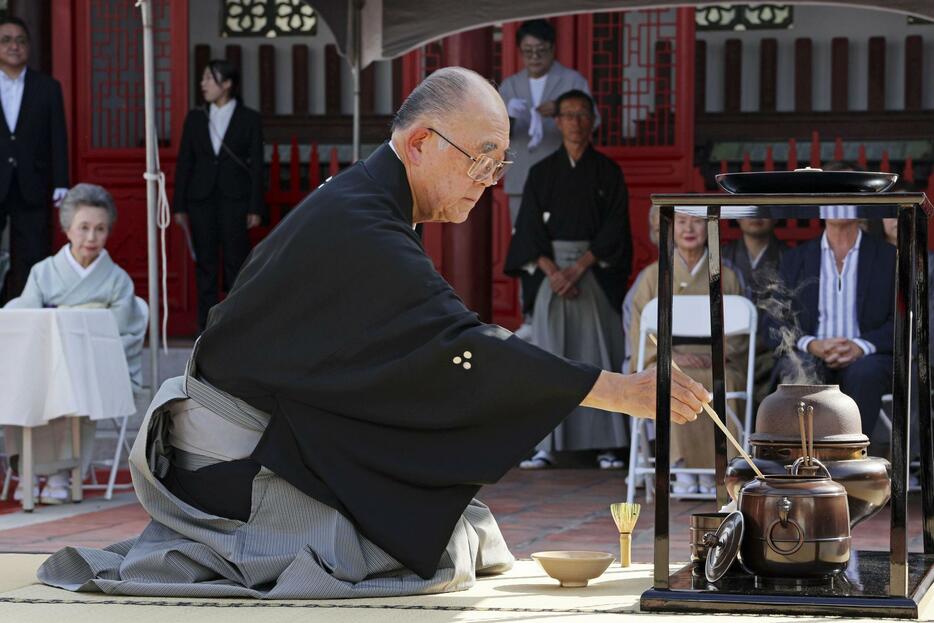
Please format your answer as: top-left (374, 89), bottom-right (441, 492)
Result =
top-left (696, 4), bottom-right (793, 31)
top-left (90, 0), bottom-right (172, 149)
top-left (592, 9), bottom-right (678, 147)
top-left (222, 0), bottom-right (317, 37)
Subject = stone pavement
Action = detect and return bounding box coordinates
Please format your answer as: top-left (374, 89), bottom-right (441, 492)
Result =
top-left (0, 467), bottom-right (920, 562)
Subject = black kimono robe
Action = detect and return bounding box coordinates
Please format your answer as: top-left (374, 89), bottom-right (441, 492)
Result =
top-left (195, 143), bottom-right (600, 580)
top-left (503, 144), bottom-right (632, 314)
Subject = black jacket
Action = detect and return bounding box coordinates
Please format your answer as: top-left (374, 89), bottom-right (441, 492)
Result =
top-left (196, 143), bottom-right (599, 579)
top-left (767, 232), bottom-right (895, 354)
top-left (173, 104), bottom-right (266, 218)
top-left (0, 68), bottom-right (68, 206)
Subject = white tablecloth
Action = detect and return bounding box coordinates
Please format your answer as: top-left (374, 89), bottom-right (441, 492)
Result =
top-left (0, 309), bottom-right (135, 427)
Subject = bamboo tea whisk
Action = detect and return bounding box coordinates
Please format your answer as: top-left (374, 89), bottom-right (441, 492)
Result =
top-left (610, 502), bottom-right (640, 567)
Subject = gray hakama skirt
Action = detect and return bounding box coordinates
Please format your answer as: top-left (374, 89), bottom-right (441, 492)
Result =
top-left (532, 240), bottom-right (628, 452)
top-left (36, 369), bottom-right (514, 599)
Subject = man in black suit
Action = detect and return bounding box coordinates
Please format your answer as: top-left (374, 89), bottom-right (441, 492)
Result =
top-left (769, 208), bottom-right (894, 436)
top-left (0, 16), bottom-right (68, 301)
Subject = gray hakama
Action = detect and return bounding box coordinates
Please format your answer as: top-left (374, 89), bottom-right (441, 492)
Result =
top-left (37, 372), bottom-right (515, 599)
top-left (532, 241), bottom-right (628, 452)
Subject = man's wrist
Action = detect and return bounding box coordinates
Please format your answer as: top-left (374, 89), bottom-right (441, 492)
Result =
top-left (797, 336), bottom-right (816, 353)
top-left (537, 257), bottom-right (556, 276)
top-left (852, 338), bottom-right (875, 356)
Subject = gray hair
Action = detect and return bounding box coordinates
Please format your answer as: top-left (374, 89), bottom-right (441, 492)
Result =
top-left (391, 67), bottom-right (489, 131)
top-left (60, 183), bottom-right (118, 231)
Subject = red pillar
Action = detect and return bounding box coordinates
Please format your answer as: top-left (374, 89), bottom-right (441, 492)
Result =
top-left (441, 28), bottom-right (494, 322)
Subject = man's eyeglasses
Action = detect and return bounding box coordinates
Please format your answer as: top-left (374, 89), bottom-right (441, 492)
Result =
top-left (429, 128), bottom-right (513, 185)
top-left (520, 45), bottom-right (552, 59)
top-left (0, 36), bottom-right (28, 47)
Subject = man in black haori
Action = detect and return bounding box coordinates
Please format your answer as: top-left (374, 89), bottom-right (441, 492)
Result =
top-left (722, 218), bottom-right (786, 405)
top-left (505, 90), bottom-right (632, 470)
top-left (38, 68), bottom-right (707, 599)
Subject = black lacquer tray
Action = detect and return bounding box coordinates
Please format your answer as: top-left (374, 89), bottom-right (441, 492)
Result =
top-left (716, 170), bottom-right (898, 194)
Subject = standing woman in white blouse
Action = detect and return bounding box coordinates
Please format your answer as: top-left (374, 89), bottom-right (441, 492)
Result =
top-left (172, 59), bottom-right (265, 332)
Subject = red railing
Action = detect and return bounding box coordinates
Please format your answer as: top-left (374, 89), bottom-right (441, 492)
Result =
top-left (715, 129), bottom-right (934, 247)
top-left (718, 130), bottom-right (919, 180)
top-left (248, 139), bottom-right (342, 245)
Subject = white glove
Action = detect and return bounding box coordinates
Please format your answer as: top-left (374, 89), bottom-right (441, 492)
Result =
top-left (52, 187), bottom-right (68, 207)
top-left (506, 97), bottom-right (529, 120)
top-left (528, 109), bottom-right (544, 151)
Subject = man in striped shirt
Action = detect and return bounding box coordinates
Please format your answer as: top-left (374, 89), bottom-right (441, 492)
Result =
top-left (770, 205), bottom-right (895, 437)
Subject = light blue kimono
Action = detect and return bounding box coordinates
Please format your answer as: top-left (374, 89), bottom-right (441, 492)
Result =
top-left (4, 245), bottom-right (146, 475)
top-left (7, 245), bottom-right (146, 388)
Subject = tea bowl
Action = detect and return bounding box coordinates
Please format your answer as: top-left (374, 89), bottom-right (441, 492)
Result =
top-left (531, 551), bottom-right (615, 588)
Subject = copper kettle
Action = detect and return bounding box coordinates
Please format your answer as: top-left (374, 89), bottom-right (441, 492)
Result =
top-left (726, 384), bottom-right (890, 527)
top-left (739, 458), bottom-right (850, 579)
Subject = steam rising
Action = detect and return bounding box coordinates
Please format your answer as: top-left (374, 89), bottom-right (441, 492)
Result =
top-left (754, 268), bottom-right (820, 385)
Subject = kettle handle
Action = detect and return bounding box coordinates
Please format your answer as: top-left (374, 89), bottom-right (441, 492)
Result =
top-left (790, 456), bottom-right (832, 478)
top-left (766, 517), bottom-right (805, 556)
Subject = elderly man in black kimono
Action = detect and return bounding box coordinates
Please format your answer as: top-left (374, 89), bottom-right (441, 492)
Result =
top-left (38, 68), bottom-right (707, 600)
top-left (505, 90), bottom-right (632, 470)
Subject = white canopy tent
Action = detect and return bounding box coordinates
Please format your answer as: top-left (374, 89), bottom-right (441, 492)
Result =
top-left (316, 0), bottom-right (934, 67)
top-left (137, 0), bottom-right (932, 389)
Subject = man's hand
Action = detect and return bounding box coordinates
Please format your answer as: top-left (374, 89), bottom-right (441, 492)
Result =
top-left (547, 270), bottom-right (575, 297)
top-left (824, 339), bottom-right (865, 369)
top-left (52, 188), bottom-right (68, 207)
top-left (581, 369), bottom-right (710, 425)
top-left (246, 214), bottom-right (261, 229)
top-left (538, 256), bottom-right (573, 298)
top-left (560, 251), bottom-right (595, 288)
top-left (806, 338), bottom-right (839, 361)
top-left (561, 263), bottom-right (587, 287)
top-left (807, 337), bottom-right (863, 368)
top-left (506, 98), bottom-right (529, 119)
top-left (537, 100), bottom-right (557, 118)
top-left (673, 353), bottom-right (712, 369)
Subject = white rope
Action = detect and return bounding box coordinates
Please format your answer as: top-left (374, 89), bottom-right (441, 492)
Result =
top-left (143, 138), bottom-right (170, 354)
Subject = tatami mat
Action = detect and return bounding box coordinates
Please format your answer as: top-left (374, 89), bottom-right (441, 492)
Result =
top-left (1, 556), bottom-right (933, 622)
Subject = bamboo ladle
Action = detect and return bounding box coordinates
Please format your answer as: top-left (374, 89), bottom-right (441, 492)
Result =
top-left (648, 334), bottom-right (764, 479)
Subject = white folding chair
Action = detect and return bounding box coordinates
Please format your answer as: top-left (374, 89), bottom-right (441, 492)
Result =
top-left (0, 428), bottom-right (11, 501)
top-left (83, 296), bottom-right (150, 499)
top-left (626, 295), bottom-right (758, 503)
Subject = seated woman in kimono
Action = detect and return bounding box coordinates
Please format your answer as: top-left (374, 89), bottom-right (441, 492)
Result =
top-left (4, 183), bottom-right (146, 504)
top-left (629, 213), bottom-right (747, 495)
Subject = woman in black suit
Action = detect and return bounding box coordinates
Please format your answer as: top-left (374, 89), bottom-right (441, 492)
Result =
top-left (173, 59), bottom-right (265, 332)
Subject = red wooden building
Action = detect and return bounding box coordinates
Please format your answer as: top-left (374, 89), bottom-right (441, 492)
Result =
top-left (7, 1), bottom-right (934, 335)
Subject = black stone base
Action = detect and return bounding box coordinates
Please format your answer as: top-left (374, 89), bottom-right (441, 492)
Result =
top-left (641, 551), bottom-right (934, 619)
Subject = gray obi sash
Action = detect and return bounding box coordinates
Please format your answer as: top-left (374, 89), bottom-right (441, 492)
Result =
top-left (149, 339), bottom-right (270, 474)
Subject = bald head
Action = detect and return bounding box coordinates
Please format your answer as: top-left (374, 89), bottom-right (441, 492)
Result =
top-left (392, 66), bottom-right (504, 132)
